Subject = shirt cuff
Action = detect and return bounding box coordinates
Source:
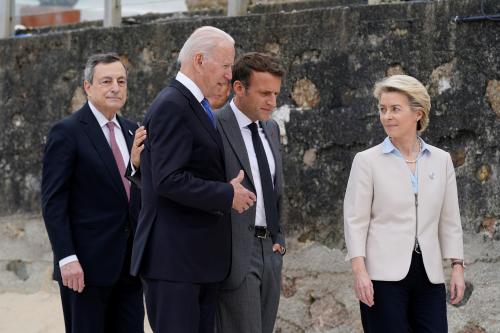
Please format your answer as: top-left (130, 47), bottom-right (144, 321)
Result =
top-left (59, 255), bottom-right (78, 268)
top-left (130, 163), bottom-right (137, 176)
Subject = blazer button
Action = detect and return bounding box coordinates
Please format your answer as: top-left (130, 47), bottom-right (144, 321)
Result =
top-left (124, 224), bottom-right (130, 233)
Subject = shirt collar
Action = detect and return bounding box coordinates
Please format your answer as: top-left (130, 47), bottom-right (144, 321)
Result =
top-left (175, 71), bottom-right (204, 103)
top-left (230, 99), bottom-right (255, 129)
top-left (382, 136), bottom-right (430, 155)
top-left (88, 101), bottom-right (121, 129)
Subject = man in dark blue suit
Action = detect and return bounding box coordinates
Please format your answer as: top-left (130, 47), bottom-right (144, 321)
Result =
top-left (42, 53), bottom-right (144, 333)
top-left (131, 26), bottom-right (256, 333)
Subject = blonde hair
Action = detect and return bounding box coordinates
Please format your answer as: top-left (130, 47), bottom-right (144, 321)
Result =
top-left (373, 75), bottom-right (431, 133)
top-left (178, 26), bottom-right (234, 65)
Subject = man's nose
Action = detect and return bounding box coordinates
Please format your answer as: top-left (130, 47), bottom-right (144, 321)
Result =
top-left (110, 79), bottom-right (120, 91)
top-left (224, 69), bottom-right (232, 80)
top-left (268, 95), bottom-right (277, 107)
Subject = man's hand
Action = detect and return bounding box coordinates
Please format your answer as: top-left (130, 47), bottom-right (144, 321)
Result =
top-left (272, 243), bottom-right (286, 255)
top-left (131, 126), bottom-right (147, 169)
top-left (230, 170), bottom-right (256, 213)
top-left (60, 261), bottom-right (85, 293)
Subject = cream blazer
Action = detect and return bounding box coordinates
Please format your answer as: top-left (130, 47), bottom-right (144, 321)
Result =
top-left (343, 143), bottom-right (464, 284)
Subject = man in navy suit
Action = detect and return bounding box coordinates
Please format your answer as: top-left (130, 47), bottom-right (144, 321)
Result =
top-left (131, 26), bottom-right (256, 333)
top-left (42, 53), bottom-right (144, 333)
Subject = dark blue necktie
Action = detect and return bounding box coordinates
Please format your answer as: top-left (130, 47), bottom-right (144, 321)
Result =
top-left (201, 98), bottom-right (216, 129)
top-left (248, 122), bottom-right (279, 238)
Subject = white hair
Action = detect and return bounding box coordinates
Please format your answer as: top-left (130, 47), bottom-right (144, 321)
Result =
top-left (178, 26), bottom-right (234, 65)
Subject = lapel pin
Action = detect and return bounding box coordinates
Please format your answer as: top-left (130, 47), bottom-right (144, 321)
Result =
top-left (128, 129), bottom-right (134, 136)
top-left (429, 172), bottom-right (435, 179)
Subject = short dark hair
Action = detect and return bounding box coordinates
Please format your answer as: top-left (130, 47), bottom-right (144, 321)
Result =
top-left (83, 53), bottom-right (125, 83)
top-left (232, 52), bottom-right (285, 88)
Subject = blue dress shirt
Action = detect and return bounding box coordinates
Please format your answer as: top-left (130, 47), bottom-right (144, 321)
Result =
top-left (381, 136), bottom-right (430, 194)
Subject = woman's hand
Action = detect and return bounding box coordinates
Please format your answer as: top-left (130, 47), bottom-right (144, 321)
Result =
top-left (351, 257), bottom-right (374, 307)
top-left (449, 264), bottom-right (465, 305)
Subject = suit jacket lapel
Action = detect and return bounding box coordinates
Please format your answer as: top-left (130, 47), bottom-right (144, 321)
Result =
top-left (261, 120), bottom-right (282, 192)
top-left (171, 80), bottom-right (224, 153)
top-left (117, 115), bottom-right (134, 153)
top-left (218, 105), bottom-right (255, 189)
top-left (416, 151), bottom-right (433, 200)
top-left (79, 103), bottom-right (128, 201)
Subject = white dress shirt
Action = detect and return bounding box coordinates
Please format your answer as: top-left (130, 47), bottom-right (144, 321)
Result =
top-left (59, 101), bottom-right (131, 268)
top-left (230, 100), bottom-right (276, 227)
top-left (176, 71), bottom-right (204, 103)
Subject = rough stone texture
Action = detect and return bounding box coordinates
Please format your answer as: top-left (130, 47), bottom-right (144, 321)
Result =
top-left (250, 0), bottom-right (366, 14)
top-left (427, 58), bottom-right (456, 97)
top-left (0, 215), bottom-right (55, 294)
top-left (1, 0), bottom-right (500, 331)
top-left (292, 78), bottom-right (321, 109)
top-left (186, 0), bottom-right (227, 11)
top-left (486, 80), bottom-right (500, 118)
top-left (458, 321), bottom-right (488, 333)
top-left (273, 232), bottom-right (500, 333)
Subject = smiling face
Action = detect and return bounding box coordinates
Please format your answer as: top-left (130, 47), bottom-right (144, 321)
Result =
top-left (233, 71), bottom-right (282, 122)
top-left (83, 61), bottom-right (127, 119)
top-left (378, 91), bottom-right (422, 140)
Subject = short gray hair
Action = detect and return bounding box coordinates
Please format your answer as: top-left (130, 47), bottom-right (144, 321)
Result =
top-left (178, 26), bottom-right (234, 65)
top-left (83, 53), bottom-right (125, 83)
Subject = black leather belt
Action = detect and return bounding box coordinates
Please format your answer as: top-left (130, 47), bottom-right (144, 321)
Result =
top-left (254, 226), bottom-right (270, 239)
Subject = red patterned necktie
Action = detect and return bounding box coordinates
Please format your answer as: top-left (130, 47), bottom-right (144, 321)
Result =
top-left (106, 122), bottom-right (130, 201)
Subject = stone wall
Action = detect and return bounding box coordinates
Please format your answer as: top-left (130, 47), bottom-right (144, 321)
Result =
top-left (1, 0), bottom-right (499, 332)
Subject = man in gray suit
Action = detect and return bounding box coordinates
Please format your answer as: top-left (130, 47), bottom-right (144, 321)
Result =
top-left (215, 52), bottom-right (286, 333)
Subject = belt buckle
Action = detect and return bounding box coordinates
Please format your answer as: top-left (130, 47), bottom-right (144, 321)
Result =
top-left (255, 227), bottom-right (268, 239)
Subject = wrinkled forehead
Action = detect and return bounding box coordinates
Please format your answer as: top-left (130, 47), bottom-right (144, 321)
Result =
top-left (206, 41), bottom-right (235, 61)
top-left (93, 61), bottom-right (127, 78)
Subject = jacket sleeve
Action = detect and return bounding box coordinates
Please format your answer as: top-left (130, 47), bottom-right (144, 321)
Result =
top-left (343, 152), bottom-right (373, 260)
top-left (41, 122), bottom-right (77, 262)
top-left (125, 158), bottom-right (142, 189)
top-left (438, 153), bottom-right (464, 260)
top-left (273, 120), bottom-right (286, 248)
top-left (149, 99), bottom-right (233, 213)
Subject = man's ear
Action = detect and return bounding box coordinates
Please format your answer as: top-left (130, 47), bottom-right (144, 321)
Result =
top-left (83, 80), bottom-right (91, 96)
top-left (233, 80), bottom-right (245, 96)
top-left (193, 53), bottom-right (204, 72)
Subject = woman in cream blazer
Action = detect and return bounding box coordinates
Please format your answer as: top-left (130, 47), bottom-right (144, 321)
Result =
top-left (344, 75), bottom-right (465, 332)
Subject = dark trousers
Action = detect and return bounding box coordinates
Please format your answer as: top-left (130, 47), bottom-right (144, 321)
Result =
top-left (142, 278), bottom-right (218, 333)
top-left (360, 251), bottom-right (447, 333)
top-left (58, 273), bottom-right (144, 333)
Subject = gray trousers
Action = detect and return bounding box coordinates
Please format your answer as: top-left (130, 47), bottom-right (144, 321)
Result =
top-left (216, 237), bottom-right (283, 333)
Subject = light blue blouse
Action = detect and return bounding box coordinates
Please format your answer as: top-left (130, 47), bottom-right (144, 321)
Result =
top-left (381, 137), bottom-right (430, 194)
